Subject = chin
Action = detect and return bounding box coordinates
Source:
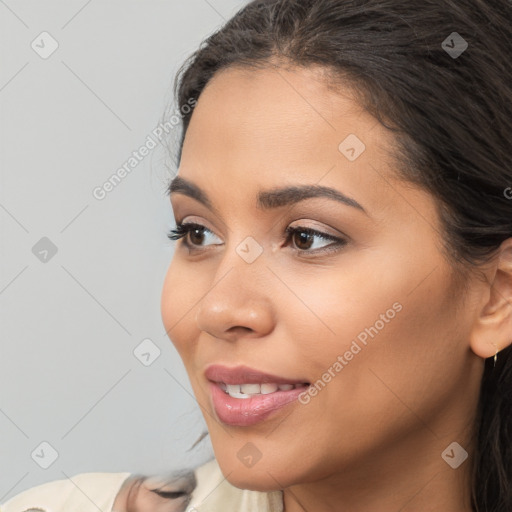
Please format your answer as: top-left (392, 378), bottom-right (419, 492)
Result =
top-left (215, 454), bottom-right (296, 492)
top-left (224, 471), bottom-right (286, 492)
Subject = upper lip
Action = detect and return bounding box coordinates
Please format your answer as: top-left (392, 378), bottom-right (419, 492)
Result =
top-left (205, 364), bottom-right (309, 385)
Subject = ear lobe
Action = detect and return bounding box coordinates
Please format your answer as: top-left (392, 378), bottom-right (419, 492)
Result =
top-left (469, 238), bottom-right (512, 360)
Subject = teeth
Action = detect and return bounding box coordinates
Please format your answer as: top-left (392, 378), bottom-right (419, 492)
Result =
top-left (220, 382), bottom-right (307, 398)
top-left (225, 384), bottom-right (250, 399)
top-left (240, 383), bottom-right (261, 395)
top-left (260, 383), bottom-right (278, 394)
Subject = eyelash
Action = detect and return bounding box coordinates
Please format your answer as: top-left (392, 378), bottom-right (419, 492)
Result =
top-left (150, 488), bottom-right (187, 499)
top-left (167, 222), bottom-right (347, 255)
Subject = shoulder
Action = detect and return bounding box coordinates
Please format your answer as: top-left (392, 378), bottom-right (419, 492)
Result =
top-left (0, 471), bottom-right (131, 512)
top-left (185, 458), bottom-right (283, 512)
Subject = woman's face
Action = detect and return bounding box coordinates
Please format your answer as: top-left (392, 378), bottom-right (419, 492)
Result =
top-left (161, 64), bottom-right (484, 490)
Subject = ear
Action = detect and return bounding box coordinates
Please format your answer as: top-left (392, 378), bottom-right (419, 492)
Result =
top-left (470, 237), bottom-right (512, 360)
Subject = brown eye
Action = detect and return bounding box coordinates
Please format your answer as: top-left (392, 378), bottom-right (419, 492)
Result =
top-left (188, 226), bottom-right (206, 245)
top-left (293, 230), bottom-right (315, 250)
top-left (167, 222), bottom-right (222, 249)
top-left (285, 226), bottom-right (347, 254)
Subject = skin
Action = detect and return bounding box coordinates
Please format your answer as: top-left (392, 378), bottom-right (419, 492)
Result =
top-left (155, 63), bottom-right (512, 512)
top-left (112, 474), bottom-right (193, 511)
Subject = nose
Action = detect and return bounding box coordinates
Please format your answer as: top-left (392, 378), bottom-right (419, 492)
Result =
top-left (194, 251), bottom-right (276, 342)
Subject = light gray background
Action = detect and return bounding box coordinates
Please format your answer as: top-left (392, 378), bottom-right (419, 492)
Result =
top-left (0, 0), bottom-right (247, 500)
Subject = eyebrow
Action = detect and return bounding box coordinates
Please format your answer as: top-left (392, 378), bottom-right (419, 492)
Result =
top-left (168, 175), bottom-right (368, 215)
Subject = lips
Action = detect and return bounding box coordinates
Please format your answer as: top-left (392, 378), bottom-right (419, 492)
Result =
top-left (208, 381), bottom-right (309, 426)
top-left (204, 364), bottom-right (310, 386)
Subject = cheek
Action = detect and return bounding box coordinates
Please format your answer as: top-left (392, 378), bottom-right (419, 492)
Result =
top-left (279, 252), bottom-right (460, 436)
top-left (161, 257), bottom-right (202, 359)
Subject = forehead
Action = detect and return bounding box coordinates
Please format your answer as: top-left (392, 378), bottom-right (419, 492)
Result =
top-left (176, 65), bottom-right (438, 231)
top-left (184, 64), bottom-right (376, 161)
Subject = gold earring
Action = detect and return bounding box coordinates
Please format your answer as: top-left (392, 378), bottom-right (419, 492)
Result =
top-left (494, 349), bottom-right (499, 367)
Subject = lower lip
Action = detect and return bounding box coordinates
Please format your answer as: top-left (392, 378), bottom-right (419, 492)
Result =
top-left (209, 381), bottom-right (309, 426)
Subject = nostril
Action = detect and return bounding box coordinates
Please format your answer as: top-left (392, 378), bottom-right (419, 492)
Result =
top-left (227, 326), bottom-right (253, 333)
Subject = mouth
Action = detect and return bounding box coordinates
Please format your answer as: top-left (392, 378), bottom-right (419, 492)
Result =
top-left (216, 381), bottom-right (309, 398)
top-left (205, 363), bottom-right (309, 389)
top-left (204, 364), bottom-right (311, 426)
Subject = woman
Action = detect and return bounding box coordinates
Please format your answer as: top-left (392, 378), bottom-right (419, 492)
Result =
top-left (3, 0), bottom-right (511, 511)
